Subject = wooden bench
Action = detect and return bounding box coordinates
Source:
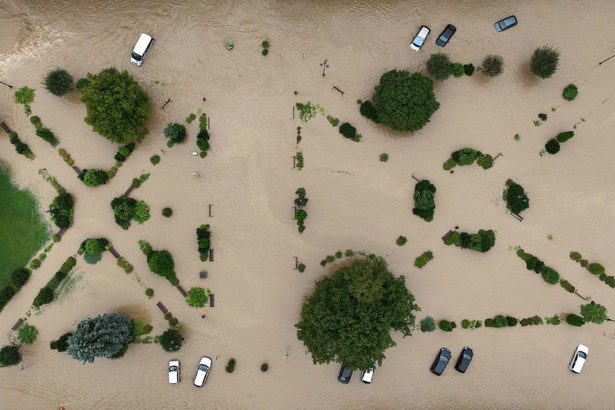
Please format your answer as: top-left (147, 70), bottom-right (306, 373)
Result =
top-left (1, 122), bottom-right (11, 133)
top-left (11, 318), bottom-right (24, 331)
top-left (71, 166), bottom-right (82, 175)
top-left (176, 285), bottom-right (187, 297)
top-left (123, 185), bottom-right (134, 196)
top-left (441, 230), bottom-right (454, 241)
top-left (57, 227), bottom-right (68, 238)
top-left (209, 294), bottom-right (214, 307)
top-left (511, 212), bottom-right (524, 222)
top-left (156, 302), bottom-right (168, 314)
top-left (209, 249), bottom-right (214, 262)
top-left (109, 247), bottom-right (120, 258)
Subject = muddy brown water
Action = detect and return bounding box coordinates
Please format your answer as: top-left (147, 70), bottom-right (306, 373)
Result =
top-left (1, 0), bottom-right (615, 408)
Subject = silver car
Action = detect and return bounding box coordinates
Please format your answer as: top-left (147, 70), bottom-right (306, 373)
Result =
top-left (168, 360), bottom-right (180, 384)
top-left (193, 356), bottom-right (212, 387)
top-left (410, 26), bottom-right (430, 51)
top-left (569, 344), bottom-right (588, 374)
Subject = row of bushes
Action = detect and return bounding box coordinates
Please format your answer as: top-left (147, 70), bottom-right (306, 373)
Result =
top-left (570, 251), bottom-right (614, 289)
top-left (33, 256), bottom-right (76, 307)
top-left (425, 314), bottom-right (585, 332)
top-left (114, 142), bottom-right (136, 163)
top-left (320, 249), bottom-right (369, 267)
top-left (58, 148), bottom-right (75, 166)
top-left (503, 179), bottom-right (529, 214)
top-left (49, 191), bottom-right (74, 229)
top-left (425, 53), bottom-right (476, 81)
top-left (412, 180), bottom-right (436, 222)
top-left (295, 188), bottom-right (308, 233)
top-left (414, 251), bottom-right (433, 269)
top-left (516, 248), bottom-right (561, 284)
top-left (139, 240), bottom-right (179, 286)
top-left (8, 131), bottom-right (35, 160)
top-left (196, 224), bottom-right (212, 262)
top-left (196, 114), bottom-right (211, 158)
top-left (132, 173), bottom-right (150, 189)
top-left (296, 150), bottom-right (304, 170)
top-left (544, 131), bottom-right (575, 155)
top-left (442, 148), bottom-right (493, 171)
top-left (443, 229), bottom-right (496, 253)
top-left (35, 127), bottom-right (59, 147)
top-left (111, 195), bottom-right (151, 230)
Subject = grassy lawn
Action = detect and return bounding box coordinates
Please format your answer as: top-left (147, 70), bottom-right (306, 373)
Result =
top-left (0, 164), bottom-right (50, 287)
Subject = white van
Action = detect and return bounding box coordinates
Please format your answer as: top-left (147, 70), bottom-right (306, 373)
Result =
top-left (130, 33), bottom-right (154, 66)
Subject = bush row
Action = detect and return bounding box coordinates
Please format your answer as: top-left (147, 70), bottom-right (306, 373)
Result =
top-left (196, 224), bottom-right (211, 262)
top-left (295, 188), bottom-right (308, 233)
top-left (35, 127), bottom-right (60, 147)
top-left (8, 132), bottom-right (35, 160)
top-left (503, 179), bottom-right (529, 214)
top-left (32, 256), bottom-right (76, 307)
top-left (414, 251), bottom-right (433, 269)
top-left (442, 148), bottom-right (493, 171)
top-left (425, 53), bottom-right (476, 81)
top-left (196, 114), bottom-right (210, 158)
top-left (444, 229), bottom-right (496, 253)
top-left (412, 179), bottom-right (436, 222)
top-left (544, 131), bottom-right (574, 155)
top-left (111, 195), bottom-right (151, 230)
top-left (516, 248), bottom-right (561, 284)
top-left (570, 251), bottom-right (614, 289)
top-left (114, 142), bottom-right (135, 163)
top-left (58, 148), bottom-right (75, 166)
top-left (296, 150), bottom-right (303, 170)
top-left (117, 256), bottom-right (134, 273)
top-left (320, 249), bottom-right (366, 267)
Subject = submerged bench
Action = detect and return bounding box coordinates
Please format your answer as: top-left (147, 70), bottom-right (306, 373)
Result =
top-left (11, 318), bottom-right (24, 331)
top-left (156, 302), bottom-right (168, 314)
top-left (441, 230), bottom-right (454, 241)
top-left (123, 185), bottom-right (134, 196)
top-left (1, 122), bottom-right (11, 133)
top-left (177, 285), bottom-right (187, 297)
top-left (71, 166), bottom-right (82, 175)
top-left (57, 227), bottom-right (68, 238)
top-left (109, 247), bottom-right (120, 258)
top-left (209, 294), bottom-right (214, 307)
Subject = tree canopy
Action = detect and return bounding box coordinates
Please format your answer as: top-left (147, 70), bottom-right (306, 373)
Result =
top-left (580, 302), bottom-right (608, 324)
top-left (80, 69), bottom-right (150, 143)
top-left (186, 287), bottom-right (210, 308)
top-left (295, 256), bottom-right (420, 371)
top-left (66, 313), bottom-right (133, 364)
top-left (0, 345), bottom-right (22, 367)
top-left (365, 70), bottom-right (440, 132)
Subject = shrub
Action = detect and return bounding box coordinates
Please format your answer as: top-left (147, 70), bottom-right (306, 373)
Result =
top-left (0, 345), bottom-right (22, 367)
top-left (30, 116), bottom-right (43, 129)
top-left (412, 179), bottom-right (436, 222)
top-left (159, 328), bottom-right (183, 352)
top-left (379, 153), bottom-right (389, 162)
top-left (30, 258), bottom-right (41, 269)
top-left (164, 312), bottom-right (173, 321)
top-left (556, 131), bottom-right (574, 143)
top-left (504, 179), bottom-right (529, 214)
top-left (226, 358), bottom-right (236, 373)
top-left (545, 139), bottom-right (560, 154)
top-left (162, 207), bottom-right (172, 217)
top-left (51, 332), bottom-right (72, 352)
top-left (298, 263), bottom-right (306, 273)
top-left (414, 251), bottom-right (433, 269)
top-left (148, 250), bottom-right (175, 279)
top-left (530, 46), bottom-right (560, 79)
top-left (12, 268), bottom-right (31, 288)
top-left (150, 155), bottom-right (161, 165)
top-left (541, 267), bottom-right (560, 284)
top-left (0, 286), bottom-right (16, 304)
top-left (452, 148), bottom-right (478, 165)
top-left (426, 53), bottom-right (452, 81)
top-left (580, 259), bottom-right (588, 268)
top-left (196, 139), bottom-right (210, 151)
top-left (443, 158), bottom-right (457, 170)
top-left (225, 39), bottom-right (234, 50)
top-left (43, 68), bottom-right (74, 96)
top-left (526, 256), bottom-right (540, 270)
top-left (587, 263), bottom-right (605, 276)
top-left (438, 320), bottom-right (453, 332)
top-left (569, 251), bottom-right (582, 261)
top-left (566, 313), bottom-right (585, 327)
top-left (83, 169), bottom-right (109, 187)
top-left (13, 86), bottom-right (35, 114)
top-left (359, 101), bottom-right (378, 122)
top-left (463, 63), bottom-right (475, 76)
top-left (339, 122), bottom-right (357, 139)
top-left (396, 236), bottom-right (407, 246)
top-left (481, 55), bottom-right (504, 77)
top-left (494, 315), bottom-right (507, 328)
top-left (261, 363), bottom-right (269, 372)
top-left (534, 260), bottom-right (545, 274)
top-left (546, 315), bottom-right (561, 325)
top-left (419, 316), bottom-right (436, 332)
top-left (75, 78), bottom-right (90, 89)
top-left (477, 154), bottom-right (493, 170)
top-left (185, 287), bottom-right (210, 308)
top-left (506, 316), bottom-right (518, 327)
top-left (563, 84), bottom-right (578, 101)
top-left (36, 128), bottom-right (59, 146)
top-left (484, 318), bottom-right (494, 327)
top-left (295, 209), bottom-right (307, 220)
top-left (452, 63), bottom-right (464, 77)
top-left (33, 286), bottom-right (54, 307)
top-left (164, 122), bottom-right (186, 143)
top-left (538, 113), bottom-right (548, 122)
top-left (559, 279), bottom-right (575, 293)
top-left (461, 319), bottom-right (470, 329)
top-left (18, 324), bottom-right (38, 344)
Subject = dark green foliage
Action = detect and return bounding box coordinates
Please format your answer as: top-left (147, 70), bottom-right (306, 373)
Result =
top-left (412, 179), bottom-right (436, 222)
top-left (538, 113), bottom-right (548, 121)
top-left (443, 231), bottom-right (461, 246)
top-left (530, 46), bottom-right (560, 79)
top-left (534, 260), bottom-right (545, 274)
top-left (295, 256), bottom-right (420, 371)
top-left (82, 169), bottom-right (109, 187)
top-left (35, 128), bottom-right (59, 147)
top-left (379, 153), bottom-right (389, 162)
top-left (67, 313), bottom-right (133, 363)
top-left (452, 63), bottom-right (464, 77)
top-left (504, 179), bottom-right (529, 214)
top-left (439, 320), bottom-right (453, 332)
top-left (110, 343), bottom-right (129, 359)
top-left (414, 251), bottom-right (433, 269)
top-left (162, 207), bottom-right (172, 217)
top-left (559, 279), bottom-right (575, 293)
top-left (226, 358), bottom-right (236, 373)
top-left (0, 286), bottom-right (16, 303)
top-left (261, 363), bottom-right (269, 372)
top-left (196, 224), bottom-right (211, 261)
top-left (541, 267), bottom-right (560, 284)
top-left (461, 319), bottom-right (470, 329)
top-left (580, 259), bottom-right (588, 268)
top-left (477, 154), bottom-right (493, 170)
top-left (164, 122), bottom-right (186, 143)
top-left (463, 63), bottom-right (475, 76)
top-left (556, 131), bottom-right (574, 143)
top-left (396, 236), bottom-right (407, 246)
top-left (114, 142), bottom-right (135, 162)
top-left (587, 263), bottom-right (605, 276)
top-left (30, 115), bottom-right (43, 129)
top-left (526, 257), bottom-right (538, 271)
top-left (452, 148), bottom-right (478, 166)
top-left (33, 286), bottom-right (54, 307)
top-left (111, 195), bottom-right (139, 229)
top-left (51, 332), bottom-right (72, 352)
top-left (12, 268), bottom-right (30, 288)
top-left (580, 302), bottom-right (608, 324)
top-left (145, 288), bottom-right (154, 298)
top-left (159, 328), bottom-right (183, 353)
top-left (445, 229), bottom-right (495, 253)
top-left (75, 78), bottom-right (90, 89)
top-left (295, 209), bottom-right (307, 220)
top-left (359, 100), bottom-right (378, 122)
top-left (481, 55), bottom-right (504, 77)
top-left (80, 69), bottom-right (150, 143)
top-left (520, 315), bottom-right (544, 327)
top-left (150, 155), bottom-right (161, 165)
top-left (298, 263), bottom-right (306, 273)
top-left (494, 315), bottom-right (507, 328)
top-left (370, 70), bottom-right (440, 132)
top-left (420, 316), bottom-right (436, 332)
top-left (0, 345), bottom-right (22, 367)
top-left (563, 84), bottom-right (578, 101)
top-left (339, 122), bottom-right (357, 139)
top-left (148, 250), bottom-right (176, 282)
top-left (18, 323), bottom-right (38, 344)
top-left (566, 313), bottom-right (585, 327)
top-left (294, 187), bottom-right (308, 207)
top-left (545, 139), bottom-right (560, 154)
top-left (426, 53), bottom-right (452, 81)
top-left (484, 318), bottom-right (494, 327)
top-left (506, 316), bottom-right (518, 327)
top-left (85, 238), bottom-right (106, 255)
top-left (186, 287), bottom-right (210, 308)
top-left (43, 68), bottom-right (74, 96)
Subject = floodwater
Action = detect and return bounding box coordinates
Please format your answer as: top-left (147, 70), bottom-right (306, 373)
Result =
top-left (1, 0), bottom-right (615, 408)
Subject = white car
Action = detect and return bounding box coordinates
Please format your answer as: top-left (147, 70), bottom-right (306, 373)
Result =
top-left (168, 360), bottom-right (180, 384)
top-left (360, 368), bottom-right (375, 384)
top-left (569, 344), bottom-right (589, 374)
top-left (193, 356), bottom-right (212, 387)
top-left (410, 26), bottom-right (430, 51)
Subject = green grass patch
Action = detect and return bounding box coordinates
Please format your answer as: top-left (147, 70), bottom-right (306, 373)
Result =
top-left (0, 164), bottom-right (50, 287)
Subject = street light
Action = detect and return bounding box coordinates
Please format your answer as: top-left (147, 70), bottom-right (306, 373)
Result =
top-left (320, 58), bottom-right (329, 77)
top-left (0, 81), bottom-right (13, 89)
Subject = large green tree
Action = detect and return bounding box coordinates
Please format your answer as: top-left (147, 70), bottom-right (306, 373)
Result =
top-left (80, 69), bottom-right (150, 143)
top-left (364, 70), bottom-right (440, 132)
top-left (66, 313), bottom-right (133, 364)
top-left (580, 302), bottom-right (608, 324)
top-left (0, 344), bottom-right (22, 367)
top-left (295, 256), bottom-right (420, 371)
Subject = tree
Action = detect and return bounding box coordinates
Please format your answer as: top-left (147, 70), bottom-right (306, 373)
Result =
top-left (163, 123), bottom-right (186, 143)
top-left (148, 250), bottom-right (175, 277)
top-left (84, 238), bottom-right (106, 255)
top-left (80, 69), bottom-right (150, 143)
top-left (133, 201), bottom-right (151, 224)
top-left (159, 328), bottom-right (183, 353)
top-left (185, 287), bottom-right (210, 308)
top-left (530, 46), bottom-right (560, 79)
top-left (43, 68), bottom-right (74, 96)
top-left (13, 86), bottom-right (35, 115)
top-left (412, 179), bottom-right (436, 222)
top-left (426, 53), bottom-right (452, 81)
top-left (545, 139), bottom-right (560, 154)
top-left (481, 55), bottom-right (504, 77)
top-left (17, 324), bottom-right (38, 344)
top-left (580, 302), bottom-right (608, 324)
top-left (369, 70), bottom-right (440, 132)
top-left (563, 84), bottom-right (578, 101)
top-left (67, 313), bottom-right (133, 364)
top-left (295, 256), bottom-right (420, 371)
top-left (504, 179), bottom-right (529, 214)
top-left (33, 286), bottom-right (54, 307)
top-left (12, 268), bottom-right (31, 288)
top-left (83, 169), bottom-right (109, 187)
top-left (0, 345), bottom-right (22, 367)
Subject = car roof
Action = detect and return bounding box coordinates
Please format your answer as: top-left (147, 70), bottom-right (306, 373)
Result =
top-left (199, 356), bottom-right (212, 366)
top-left (169, 359), bottom-right (179, 366)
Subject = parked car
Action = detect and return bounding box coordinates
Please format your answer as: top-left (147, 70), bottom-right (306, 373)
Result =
top-left (410, 25), bottom-right (430, 51)
top-left (338, 363), bottom-right (353, 384)
top-left (130, 33), bottom-right (155, 67)
top-left (435, 24), bottom-right (456, 47)
top-left (360, 363), bottom-right (377, 384)
top-left (569, 344), bottom-right (589, 374)
top-left (193, 356), bottom-right (212, 387)
top-left (168, 360), bottom-right (180, 384)
top-left (430, 348), bottom-right (451, 375)
top-left (454, 347), bottom-right (474, 373)
top-left (494, 15), bottom-right (518, 32)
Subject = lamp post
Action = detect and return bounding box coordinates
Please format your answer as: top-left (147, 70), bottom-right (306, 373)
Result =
top-left (320, 58), bottom-right (329, 77)
top-left (0, 81), bottom-right (13, 89)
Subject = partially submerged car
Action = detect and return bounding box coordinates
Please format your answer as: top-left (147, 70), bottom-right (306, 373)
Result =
top-left (430, 348), bottom-right (451, 375)
top-left (338, 363), bottom-right (353, 384)
top-left (569, 344), bottom-right (589, 374)
top-left (410, 25), bottom-right (430, 51)
top-left (168, 360), bottom-right (180, 384)
top-left (494, 15), bottom-right (518, 32)
top-left (454, 347), bottom-right (474, 373)
top-left (435, 24), bottom-right (456, 47)
top-left (193, 356), bottom-right (212, 387)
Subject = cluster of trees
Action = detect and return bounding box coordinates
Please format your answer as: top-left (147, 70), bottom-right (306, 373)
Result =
top-left (139, 240), bottom-right (179, 286)
top-left (114, 142), bottom-right (135, 163)
top-left (33, 256), bottom-right (76, 307)
top-left (35, 127), bottom-right (59, 147)
top-left (570, 251), bottom-right (615, 289)
top-left (503, 179), bottom-right (529, 214)
top-left (79, 238), bottom-right (110, 264)
top-left (516, 248), bottom-right (560, 284)
top-left (110, 195), bottom-right (151, 229)
top-left (80, 68), bottom-right (150, 143)
top-left (295, 188), bottom-right (308, 233)
top-left (78, 169), bottom-right (109, 187)
top-left (412, 180), bottom-right (436, 222)
top-left (443, 148), bottom-right (493, 171)
top-left (359, 70), bottom-right (440, 132)
top-left (545, 131), bottom-right (574, 155)
top-left (0, 268), bottom-right (32, 311)
top-left (49, 192), bottom-right (74, 229)
top-left (338, 122), bottom-right (361, 142)
top-left (425, 53), bottom-right (473, 80)
top-left (164, 122), bottom-right (186, 147)
top-left (66, 313), bottom-right (133, 363)
top-left (196, 224), bottom-right (212, 262)
top-left (414, 250), bottom-right (434, 269)
top-left (444, 229), bottom-right (496, 253)
top-left (7, 131), bottom-right (35, 160)
top-left (196, 114), bottom-right (211, 157)
top-left (295, 255), bottom-right (420, 371)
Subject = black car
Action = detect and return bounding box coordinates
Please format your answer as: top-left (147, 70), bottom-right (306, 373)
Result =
top-left (338, 363), bottom-right (353, 384)
top-left (430, 348), bottom-right (451, 375)
top-left (435, 24), bottom-right (456, 47)
top-left (494, 15), bottom-right (517, 32)
top-left (454, 347), bottom-right (474, 373)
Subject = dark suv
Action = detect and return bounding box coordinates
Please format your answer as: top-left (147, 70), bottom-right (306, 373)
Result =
top-left (454, 347), bottom-right (474, 373)
top-left (436, 24), bottom-right (456, 47)
top-left (338, 363), bottom-right (353, 384)
top-left (430, 348), bottom-right (451, 375)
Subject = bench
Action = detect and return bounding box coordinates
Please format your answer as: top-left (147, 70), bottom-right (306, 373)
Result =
top-left (11, 318), bottom-right (24, 331)
top-left (71, 166), bottom-right (82, 175)
top-left (1, 122), bottom-right (11, 133)
top-left (109, 247), bottom-right (120, 258)
top-left (123, 185), bottom-right (134, 196)
top-left (177, 285), bottom-right (187, 297)
top-left (57, 227), bottom-right (68, 238)
top-left (209, 294), bottom-right (214, 307)
top-left (209, 249), bottom-right (214, 262)
top-left (441, 230), bottom-right (454, 241)
top-left (156, 302), bottom-right (168, 314)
